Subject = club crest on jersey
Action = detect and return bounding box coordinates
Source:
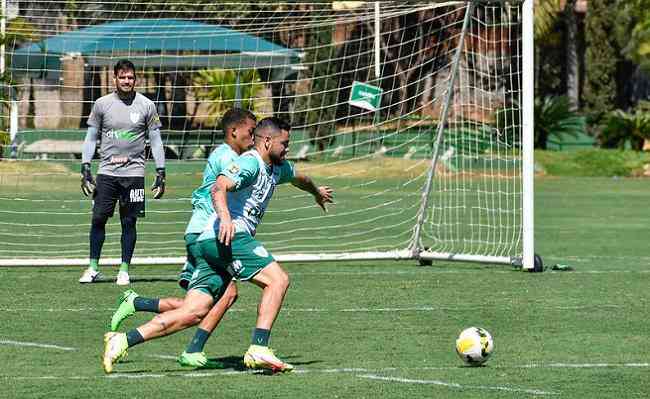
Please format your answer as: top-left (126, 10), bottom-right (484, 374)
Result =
top-left (130, 112), bottom-right (140, 124)
top-left (227, 163), bottom-right (240, 175)
top-left (253, 246), bottom-right (269, 258)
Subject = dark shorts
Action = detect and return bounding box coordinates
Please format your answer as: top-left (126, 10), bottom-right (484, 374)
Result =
top-left (93, 174), bottom-right (145, 218)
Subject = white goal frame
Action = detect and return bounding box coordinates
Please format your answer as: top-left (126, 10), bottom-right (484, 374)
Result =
top-left (0, 0), bottom-right (535, 269)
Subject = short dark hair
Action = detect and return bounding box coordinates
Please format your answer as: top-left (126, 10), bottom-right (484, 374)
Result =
top-left (114, 59), bottom-right (136, 76)
top-left (254, 117), bottom-right (291, 137)
top-left (221, 108), bottom-right (257, 133)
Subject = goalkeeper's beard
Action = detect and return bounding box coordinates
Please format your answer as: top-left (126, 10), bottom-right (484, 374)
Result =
top-left (117, 86), bottom-right (135, 99)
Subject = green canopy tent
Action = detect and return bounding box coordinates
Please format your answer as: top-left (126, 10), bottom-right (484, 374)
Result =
top-left (9, 19), bottom-right (304, 156)
top-left (11, 18), bottom-right (303, 81)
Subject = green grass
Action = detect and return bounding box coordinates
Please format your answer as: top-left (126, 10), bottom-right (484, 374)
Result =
top-left (536, 149), bottom-right (650, 177)
top-left (1, 171), bottom-right (649, 398)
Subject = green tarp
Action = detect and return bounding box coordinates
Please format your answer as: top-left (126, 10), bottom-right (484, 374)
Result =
top-left (11, 19), bottom-right (302, 76)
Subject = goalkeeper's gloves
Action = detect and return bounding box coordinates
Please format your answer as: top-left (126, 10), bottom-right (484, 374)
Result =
top-left (81, 162), bottom-right (96, 197)
top-left (151, 167), bottom-right (166, 199)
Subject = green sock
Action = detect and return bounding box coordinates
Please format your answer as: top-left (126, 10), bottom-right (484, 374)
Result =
top-left (119, 262), bottom-right (129, 273)
top-left (186, 328), bottom-right (211, 353)
top-left (89, 259), bottom-right (99, 271)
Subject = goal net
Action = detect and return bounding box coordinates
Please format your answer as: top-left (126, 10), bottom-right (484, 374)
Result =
top-left (0, 1), bottom-right (534, 268)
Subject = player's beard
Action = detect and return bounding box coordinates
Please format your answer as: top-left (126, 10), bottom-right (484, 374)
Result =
top-left (116, 85), bottom-right (135, 100)
top-left (270, 151), bottom-right (286, 165)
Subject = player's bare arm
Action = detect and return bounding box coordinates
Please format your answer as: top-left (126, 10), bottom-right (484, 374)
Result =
top-left (211, 174), bottom-right (237, 246)
top-left (290, 172), bottom-right (334, 212)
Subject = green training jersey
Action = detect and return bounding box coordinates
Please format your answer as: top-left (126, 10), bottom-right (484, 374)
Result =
top-left (184, 143), bottom-right (239, 235)
top-left (198, 149), bottom-right (295, 241)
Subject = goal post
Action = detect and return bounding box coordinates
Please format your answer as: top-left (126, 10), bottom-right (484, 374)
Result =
top-left (0, 1), bottom-right (534, 269)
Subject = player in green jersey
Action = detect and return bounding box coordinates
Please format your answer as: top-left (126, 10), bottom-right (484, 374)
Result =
top-left (102, 117), bottom-right (333, 374)
top-left (109, 108), bottom-right (256, 368)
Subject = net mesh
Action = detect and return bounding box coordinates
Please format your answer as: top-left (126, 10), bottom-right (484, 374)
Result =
top-left (0, 1), bottom-right (526, 264)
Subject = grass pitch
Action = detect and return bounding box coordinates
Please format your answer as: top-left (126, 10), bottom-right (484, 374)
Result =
top-left (0, 167), bottom-right (649, 398)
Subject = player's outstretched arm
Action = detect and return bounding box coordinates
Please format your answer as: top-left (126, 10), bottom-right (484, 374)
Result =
top-left (291, 172), bottom-right (334, 213)
top-left (211, 175), bottom-right (237, 246)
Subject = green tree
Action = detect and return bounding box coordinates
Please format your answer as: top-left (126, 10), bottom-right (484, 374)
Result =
top-left (619, 0), bottom-right (650, 73)
top-left (534, 0), bottom-right (579, 105)
top-left (292, 25), bottom-right (340, 152)
top-left (1, 17), bottom-right (41, 157)
top-left (583, 1), bottom-right (624, 121)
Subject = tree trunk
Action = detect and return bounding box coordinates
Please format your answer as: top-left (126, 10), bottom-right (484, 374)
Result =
top-left (565, 0), bottom-right (579, 110)
top-left (170, 73), bottom-right (187, 130)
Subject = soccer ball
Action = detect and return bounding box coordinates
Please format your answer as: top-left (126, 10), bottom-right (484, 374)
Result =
top-left (455, 327), bottom-right (494, 366)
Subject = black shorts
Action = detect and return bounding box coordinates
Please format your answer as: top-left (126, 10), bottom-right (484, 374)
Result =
top-left (92, 174), bottom-right (145, 218)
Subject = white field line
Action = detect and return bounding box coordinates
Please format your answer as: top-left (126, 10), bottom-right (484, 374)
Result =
top-left (522, 362), bottom-right (650, 368)
top-left (5, 268), bottom-right (650, 281)
top-left (0, 303), bottom-right (630, 314)
top-left (0, 339), bottom-right (76, 351)
top-left (0, 302), bottom-right (632, 314)
top-left (358, 374), bottom-right (559, 396)
top-left (2, 363), bottom-right (649, 382)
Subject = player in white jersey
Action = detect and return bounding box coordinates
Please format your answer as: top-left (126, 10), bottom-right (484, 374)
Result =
top-left (109, 108), bottom-right (256, 368)
top-left (102, 117), bottom-right (333, 374)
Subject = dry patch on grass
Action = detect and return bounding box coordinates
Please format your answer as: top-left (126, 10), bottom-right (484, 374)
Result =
top-left (0, 161), bottom-right (76, 192)
top-left (0, 160), bottom-right (73, 175)
top-left (294, 157), bottom-right (521, 181)
top-left (294, 157), bottom-right (432, 180)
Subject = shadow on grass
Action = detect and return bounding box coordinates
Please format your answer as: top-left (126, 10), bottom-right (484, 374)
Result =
top-left (111, 355), bottom-right (323, 376)
top-left (82, 276), bottom-right (178, 284)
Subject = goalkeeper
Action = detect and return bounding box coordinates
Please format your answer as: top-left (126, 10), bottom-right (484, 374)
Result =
top-left (79, 59), bottom-right (166, 286)
top-left (102, 117), bottom-right (333, 374)
top-left (109, 108), bottom-right (257, 368)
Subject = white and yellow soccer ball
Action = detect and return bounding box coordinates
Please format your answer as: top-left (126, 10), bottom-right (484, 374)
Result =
top-left (455, 327), bottom-right (494, 366)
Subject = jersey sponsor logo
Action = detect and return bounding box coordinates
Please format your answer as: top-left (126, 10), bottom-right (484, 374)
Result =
top-left (130, 112), bottom-right (140, 124)
top-left (253, 246), bottom-right (269, 258)
top-left (106, 129), bottom-right (137, 142)
top-left (129, 188), bottom-right (145, 203)
top-left (109, 155), bottom-right (129, 164)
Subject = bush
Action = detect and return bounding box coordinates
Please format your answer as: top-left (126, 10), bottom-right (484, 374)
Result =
top-left (493, 96), bottom-right (587, 149)
top-left (599, 103), bottom-right (650, 150)
top-left (534, 96), bottom-right (587, 149)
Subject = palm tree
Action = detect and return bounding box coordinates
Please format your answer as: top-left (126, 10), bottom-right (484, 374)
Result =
top-left (192, 69), bottom-right (264, 127)
top-left (534, 0), bottom-right (580, 109)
